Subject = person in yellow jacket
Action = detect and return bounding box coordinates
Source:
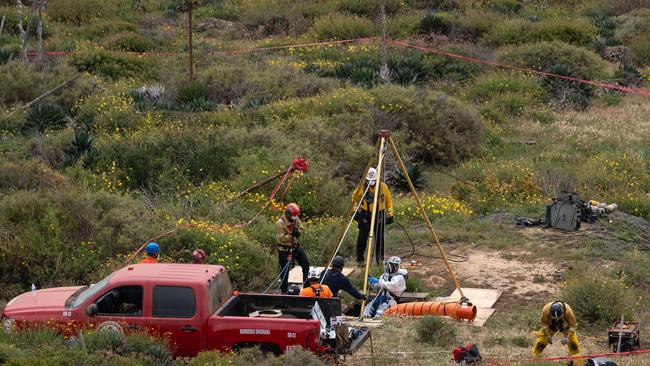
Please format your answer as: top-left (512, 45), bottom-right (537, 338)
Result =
top-left (532, 301), bottom-right (583, 366)
top-left (352, 167), bottom-right (394, 265)
top-left (299, 268), bottom-right (333, 298)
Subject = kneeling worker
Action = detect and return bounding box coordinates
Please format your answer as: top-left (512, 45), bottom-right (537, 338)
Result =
top-left (321, 256), bottom-right (366, 301)
top-left (300, 268), bottom-right (333, 298)
top-left (363, 256), bottom-right (407, 318)
top-left (533, 301), bottom-right (583, 366)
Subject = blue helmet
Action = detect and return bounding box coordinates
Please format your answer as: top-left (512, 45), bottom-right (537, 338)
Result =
top-left (145, 242), bottom-right (160, 256)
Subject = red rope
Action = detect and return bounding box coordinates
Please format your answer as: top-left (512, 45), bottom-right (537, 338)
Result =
top-left (389, 39), bottom-right (650, 98)
top-left (486, 348), bottom-right (650, 365)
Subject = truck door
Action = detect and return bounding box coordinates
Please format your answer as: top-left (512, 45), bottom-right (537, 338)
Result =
top-left (149, 285), bottom-right (204, 357)
top-left (92, 285), bottom-right (148, 334)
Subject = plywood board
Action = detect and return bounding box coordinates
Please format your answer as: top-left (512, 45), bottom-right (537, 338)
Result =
top-left (439, 288), bottom-right (503, 309)
top-left (398, 292), bottom-right (429, 303)
top-left (471, 308), bottom-right (496, 327)
top-left (288, 266), bottom-right (355, 284)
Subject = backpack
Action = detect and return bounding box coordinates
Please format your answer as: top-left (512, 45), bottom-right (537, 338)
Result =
top-left (453, 343), bottom-right (482, 364)
top-left (586, 358), bottom-right (617, 366)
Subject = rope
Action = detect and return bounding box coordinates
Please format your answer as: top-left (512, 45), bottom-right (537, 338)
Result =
top-left (262, 257), bottom-right (293, 294)
top-left (389, 39), bottom-right (650, 98)
top-left (319, 180), bottom-right (372, 285)
top-left (487, 348), bottom-right (650, 365)
top-left (391, 221), bottom-right (469, 263)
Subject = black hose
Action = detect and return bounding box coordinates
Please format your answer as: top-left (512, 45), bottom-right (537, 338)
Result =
top-left (391, 220), bottom-right (469, 263)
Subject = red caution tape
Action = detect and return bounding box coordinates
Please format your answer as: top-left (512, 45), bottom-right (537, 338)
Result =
top-left (21, 36), bottom-right (650, 98)
top-left (486, 348), bottom-right (650, 365)
top-left (389, 39), bottom-right (650, 98)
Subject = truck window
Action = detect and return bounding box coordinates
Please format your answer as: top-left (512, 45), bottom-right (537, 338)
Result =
top-left (208, 271), bottom-right (233, 314)
top-left (153, 286), bottom-right (196, 318)
top-left (71, 275), bottom-right (112, 308)
top-left (96, 286), bottom-right (143, 316)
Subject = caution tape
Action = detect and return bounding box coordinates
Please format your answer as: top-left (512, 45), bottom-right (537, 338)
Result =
top-left (389, 39), bottom-right (650, 98)
top-left (486, 348), bottom-right (650, 365)
top-left (22, 36), bottom-right (650, 97)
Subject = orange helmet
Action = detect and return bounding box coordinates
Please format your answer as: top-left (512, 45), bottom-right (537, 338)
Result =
top-left (285, 203), bottom-right (300, 217)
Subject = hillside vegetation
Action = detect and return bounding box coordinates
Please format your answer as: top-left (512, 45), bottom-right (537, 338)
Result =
top-left (1, 0), bottom-right (649, 364)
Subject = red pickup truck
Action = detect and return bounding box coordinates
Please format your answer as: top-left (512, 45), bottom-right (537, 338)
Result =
top-left (1, 263), bottom-right (369, 357)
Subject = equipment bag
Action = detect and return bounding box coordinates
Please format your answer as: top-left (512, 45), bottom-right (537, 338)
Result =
top-left (453, 343), bottom-right (482, 364)
top-left (586, 358), bottom-right (617, 366)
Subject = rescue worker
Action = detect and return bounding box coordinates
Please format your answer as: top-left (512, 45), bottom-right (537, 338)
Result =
top-left (352, 167), bottom-right (394, 265)
top-left (300, 268), bottom-right (333, 298)
top-left (532, 301), bottom-right (583, 366)
top-left (363, 256), bottom-right (406, 318)
top-left (276, 203), bottom-right (310, 294)
top-left (192, 249), bottom-right (206, 264)
top-left (321, 256), bottom-right (366, 300)
top-left (139, 242), bottom-right (159, 264)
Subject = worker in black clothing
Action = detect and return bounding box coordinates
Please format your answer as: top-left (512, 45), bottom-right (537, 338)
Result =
top-left (320, 256), bottom-right (366, 300)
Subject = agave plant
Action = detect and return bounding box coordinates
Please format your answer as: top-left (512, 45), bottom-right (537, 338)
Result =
top-left (23, 103), bottom-right (68, 134)
top-left (392, 163), bottom-right (427, 192)
top-left (389, 57), bottom-right (432, 85)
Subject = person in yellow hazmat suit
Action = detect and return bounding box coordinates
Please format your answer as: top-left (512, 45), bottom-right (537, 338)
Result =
top-left (352, 167), bottom-right (394, 266)
top-left (533, 301), bottom-right (583, 366)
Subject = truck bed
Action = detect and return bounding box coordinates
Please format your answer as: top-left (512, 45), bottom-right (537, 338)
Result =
top-left (216, 293), bottom-right (342, 322)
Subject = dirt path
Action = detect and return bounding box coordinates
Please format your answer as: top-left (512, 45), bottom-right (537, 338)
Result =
top-left (403, 246), bottom-right (562, 302)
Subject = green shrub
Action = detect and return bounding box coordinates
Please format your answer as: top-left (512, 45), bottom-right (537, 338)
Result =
top-left (335, 55), bottom-right (379, 87)
top-left (482, 17), bottom-right (598, 46)
top-left (175, 82), bottom-right (212, 111)
top-left (47, 0), bottom-right (127, 25)
top-left (0, 189), bottom-right (157, 288)
top-left (105, 31), bottom-right (155, 52)
top-left (419, 12), bottom-right (454, 35)
top-left (371, 85), bottom-right (483, 165)
top-left (336, 0), bottom-right (403, 17)
top-left (456, 10), bottom-right (499, 39)
top-left (415, 316), bottom-right (457, 346)
top-left (0, 61), bottom-right (85, 106)
top-left (387, 11), bottom-right (423, 38)
top-left (540, 64), bottom-right (594, 110)
top-left (628, 35), bottom-right (650, 65)
top-left (465, 71), bottom-right (547, 120)
top-left (612, 249), bottom-right (650, 289)
top-left (22, 103), bottom-right (68, 134)
top-left (240, 0), bottom-right (311, 35)
top-left (311, 13), bottom-right (376, 40)
top-left (560, 272), bottom-right (637, 326)
top-left (426, 46), bottom-right (484, 82)
top-left (69, 43), bottom-right (152, 80)
top-left (195, 1), bottom-right (241, 21)
top-left (81, 20), bottom-right (137, 40)
top-left (489, 0), bottom-right (522, 14)
top-left (498, 41), bottom-right (609, 80)
top-left (391, 163), bottom-right (427, 192)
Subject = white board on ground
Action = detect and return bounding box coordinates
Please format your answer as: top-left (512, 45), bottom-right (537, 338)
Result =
top-left (288, 266), bottom-right (355, 284)
top-left (439, 288), bottom-right (503, 309)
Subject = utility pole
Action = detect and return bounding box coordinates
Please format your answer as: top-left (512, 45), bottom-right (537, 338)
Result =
top-left (187, 0), bottom-right (194, 82)
top-left (379, 0), bottom-right (389, 83)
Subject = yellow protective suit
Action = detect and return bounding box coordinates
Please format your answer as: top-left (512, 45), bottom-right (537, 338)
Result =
top-left (532, 302), bottom-right (583, 366)
top-left (351, 182), bottom-right (393, 217)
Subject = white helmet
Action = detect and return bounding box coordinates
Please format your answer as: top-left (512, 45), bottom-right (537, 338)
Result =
top-left (366, 167), bottom-right (377, 186)
top-left (307, 267), bottom-right (320, 282)
top-left (384, 256), bottom-right (401, 274)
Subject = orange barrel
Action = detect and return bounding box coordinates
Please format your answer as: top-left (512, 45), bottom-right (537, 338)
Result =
top-left (384, 301), bottom-right (477, 321)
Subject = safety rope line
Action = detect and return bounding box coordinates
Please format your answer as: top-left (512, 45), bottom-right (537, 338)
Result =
top-left (27, 36), bottom-right (650, 98)
top-left (389, 39), bottom-right (650, 98)
top-left (319, 176), bottom-right (373, 285)
top-left (262, 257), bottom-right (294, 294)
top-left (486, 348), bottom-right (650, 365)
top-left (122, 162), bottom-right (297, 267)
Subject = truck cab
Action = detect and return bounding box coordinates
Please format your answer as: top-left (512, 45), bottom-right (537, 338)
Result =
top-left (2, 264), bottom-right (369, 358)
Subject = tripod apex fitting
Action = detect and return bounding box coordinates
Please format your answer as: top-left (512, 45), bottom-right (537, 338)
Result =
top-left (378, 130), bottom-right (391, 138)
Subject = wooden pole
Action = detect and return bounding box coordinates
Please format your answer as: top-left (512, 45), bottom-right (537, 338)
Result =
top-left (359, 135), bottom-right (387, 317)
top-left (387, 136), bottom-right (465, 299)
top-left (187, 0), bottom-right (194, 82)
